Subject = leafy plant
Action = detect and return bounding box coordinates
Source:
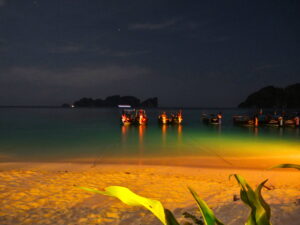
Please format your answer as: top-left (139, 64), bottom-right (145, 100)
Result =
top-left (78, 186), bottom-right (168, 224)
top-left (269, 163), bottom-right (300, 170)
top-left (230, 175), bottom-right (271, 225)
top-left (77, 173), bottom-right (274, 225)
top-left (188, 187), bottom-right (224, 225)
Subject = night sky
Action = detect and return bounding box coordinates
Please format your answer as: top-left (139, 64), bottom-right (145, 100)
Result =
top-left (0, 0), bottom-right (299, 107)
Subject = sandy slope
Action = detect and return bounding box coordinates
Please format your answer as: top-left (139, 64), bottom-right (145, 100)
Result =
top-left (0, 162), bottom-right (299, 225)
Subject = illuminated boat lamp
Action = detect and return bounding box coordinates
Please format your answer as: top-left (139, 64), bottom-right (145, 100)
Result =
top-left (118, 105), bottom-right (131, 108)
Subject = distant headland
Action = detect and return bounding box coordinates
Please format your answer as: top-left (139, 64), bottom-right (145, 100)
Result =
top-left (239, 83), bottom-right (300, 108)
top-left (62, 95), bottom-right (158, 108)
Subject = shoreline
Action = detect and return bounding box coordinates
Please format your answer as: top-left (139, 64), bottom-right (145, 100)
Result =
top-left (0, 162), bottom-right (299, 224)
top-left (1, 154), bottom-right (300, 170)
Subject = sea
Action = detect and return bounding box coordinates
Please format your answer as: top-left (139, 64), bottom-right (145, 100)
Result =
top-left (0, 108), bottom-right (299, 167)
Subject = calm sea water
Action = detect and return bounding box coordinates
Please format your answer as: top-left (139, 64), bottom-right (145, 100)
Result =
top-left (0, 108), bottom-right (299, 166)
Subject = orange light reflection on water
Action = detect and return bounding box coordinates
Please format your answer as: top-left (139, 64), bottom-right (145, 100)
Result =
top-left (177, 124), bottom-right (183, 145)
top-left (121, 125), bottom-right (130, 146)
top-left (119, 124), bottom-right (300, 168)
top-left (138, 125), bottom-right (146, 165)
top-left (161, 124), bottom-right (167, 147)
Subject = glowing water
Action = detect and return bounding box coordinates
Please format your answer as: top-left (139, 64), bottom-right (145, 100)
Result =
top-left (0, 108), bottom-right (299, 168)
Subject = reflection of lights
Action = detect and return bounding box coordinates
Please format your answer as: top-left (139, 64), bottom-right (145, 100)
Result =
top-left (177, 125), bottom-right (182, 135)
top-left (121, 125), bottom-right (130, 146)
top-left (121, 125), bottom-right (128, 136)
top-left (254, 127), bottom-right (258, 136)
top-left (177, 125), bottom-right (182, 144)
top-left (217, 124), bottom-right (222, 134)
top-left (190, 133), bottom-right (300, 161)
top-left (162, 124), bottom-right (167, 134)
top-left (138, 125), bottom-right (145, 143)
top-left (161, 124), bottom-right (167, 145)
top-left (138, 125), bottom-right (146, 166)
top-left (279, 127), bottom-right (283, 137)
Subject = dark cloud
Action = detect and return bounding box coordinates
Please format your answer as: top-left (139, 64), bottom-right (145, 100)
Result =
top-left (0, 0), bottom-right (6, 7)
top-left (0, 64), bottom-right (151, 87)
top-left (0, 0), bottom-right (300, 106)
top-left (128, 18), bottom-right (180, 30)
top-left (254, 64), bottom-right (283, 72)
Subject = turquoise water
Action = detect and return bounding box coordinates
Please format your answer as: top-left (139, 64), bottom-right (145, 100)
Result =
top-left (0, 108), bottom-right (299, 164)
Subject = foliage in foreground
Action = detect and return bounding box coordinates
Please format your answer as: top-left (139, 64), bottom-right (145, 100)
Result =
top-left (78, 163), bottom-right (299, 225)
top-left (269, 163), bottom-right (300, 170)
top-left (229, 175), bottom-right (271, 225)
top-left (78, 175), bottom-right (269, 225)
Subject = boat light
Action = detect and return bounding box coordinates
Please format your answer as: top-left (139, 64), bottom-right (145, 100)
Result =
top-left (118, 105), bottom-right (131, 108)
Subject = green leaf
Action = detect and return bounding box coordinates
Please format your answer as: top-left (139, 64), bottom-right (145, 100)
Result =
top-left (165, 209), bottom-right (181, 225)
top-left (188, 187), bottom-right (224, 225)
top-left (256, 180), bottom-right (271, 221)
top-left (230, 174), bottom-right (272, 225)
top-left (78, 186), bottom-right (171, 225)
top-left (269, 164), bottom-right (300, 170)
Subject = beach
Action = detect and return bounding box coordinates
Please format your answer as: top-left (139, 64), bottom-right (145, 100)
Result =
top-left (0, 162), bottom-right (299, 225)
top-left (2, 1), bottom-right (300, 224)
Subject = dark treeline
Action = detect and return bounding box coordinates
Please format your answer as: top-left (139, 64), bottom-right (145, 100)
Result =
top-left (62, 95), bottom-right (158, 108)
top-left (239, 83), bottom-right (300, 108)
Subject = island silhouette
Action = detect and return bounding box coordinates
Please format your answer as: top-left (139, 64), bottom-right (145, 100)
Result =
top-left (239, 83), bottom-right (300, 108)
top-left (62, 95), bottom-right (158, 108)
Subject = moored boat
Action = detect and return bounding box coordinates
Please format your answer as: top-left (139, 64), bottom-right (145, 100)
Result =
top-left (135, 109), bottom-right (148, 125)
top-left (202, 113), bottom-right (222, 125)
top-left (121, 109), bottom-right (135, 125)
top-left (158, 110), bottom-right (183, 125)
top-left (172, 110), bottom-right (183, 124)
top-left (284, 113), bottom-right (300, 127)
top-left (285, 119), bottom-right (296, 127)
top-left (232, 115), bottom-right (258, 127)
top-left (158, 112), bottom-right (169, 125)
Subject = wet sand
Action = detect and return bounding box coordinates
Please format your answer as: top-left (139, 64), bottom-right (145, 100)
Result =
top-left (0, 162), bottom-right (299, 225)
